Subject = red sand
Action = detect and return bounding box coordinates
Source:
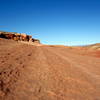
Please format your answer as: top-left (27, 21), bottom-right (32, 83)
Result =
top-left (0, 38), bottom-right (100, 100)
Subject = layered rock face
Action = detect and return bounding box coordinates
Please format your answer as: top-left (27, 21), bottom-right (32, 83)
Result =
top-left (0, 31), bottom-right (40, 43)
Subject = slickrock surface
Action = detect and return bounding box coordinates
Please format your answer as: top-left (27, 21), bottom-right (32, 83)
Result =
top-left (0, 38), bottom-right (100, 100)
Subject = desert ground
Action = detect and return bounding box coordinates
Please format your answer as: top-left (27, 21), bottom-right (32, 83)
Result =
top-left (0, 38), bottom-right (100, 100)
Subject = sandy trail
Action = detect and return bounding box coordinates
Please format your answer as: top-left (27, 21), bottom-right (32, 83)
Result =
top-left (0, 39), bottom-right (100, 100)
top-left (44, 46), bottom-right (100, 80)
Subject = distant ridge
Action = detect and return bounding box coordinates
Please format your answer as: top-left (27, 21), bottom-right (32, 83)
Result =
top-left (84, 43), bottom-right (100, 50)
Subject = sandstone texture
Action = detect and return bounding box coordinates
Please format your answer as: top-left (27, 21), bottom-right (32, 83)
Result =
top-left (0, 31), bottom-right (40, 43)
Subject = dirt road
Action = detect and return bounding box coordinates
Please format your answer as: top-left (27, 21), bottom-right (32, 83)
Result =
top-left (0, 39), bottom-right (100, 100)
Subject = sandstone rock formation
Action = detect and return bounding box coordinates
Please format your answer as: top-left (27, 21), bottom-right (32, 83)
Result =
top-left (0, 31), bottom-right (40, 43)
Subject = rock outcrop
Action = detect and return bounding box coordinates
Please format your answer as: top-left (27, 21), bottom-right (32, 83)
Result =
top-left (0, 31), bottom-right (40, 43)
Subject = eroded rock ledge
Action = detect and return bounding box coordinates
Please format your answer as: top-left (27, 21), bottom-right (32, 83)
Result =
top-left (0, 31), bottom-right (40, 43)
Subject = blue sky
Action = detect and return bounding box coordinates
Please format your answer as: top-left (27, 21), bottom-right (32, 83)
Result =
top-left (0, 0), bottom-right (100, 45)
